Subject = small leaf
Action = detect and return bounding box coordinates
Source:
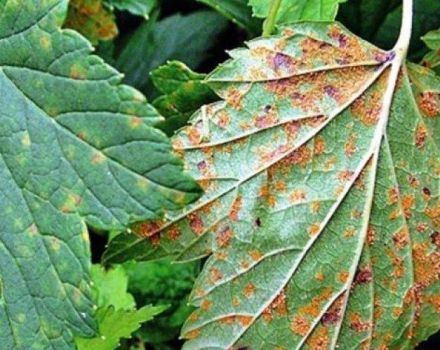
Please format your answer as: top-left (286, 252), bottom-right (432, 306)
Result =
top-left (75, 305), bottom-right (166, 350)
top-left (152, 61), bottom-right (219, 135)
top-left (64, 0), bottom-right (118, 44)
top-left (249, 0), bottom-right (347, 24)
top-left (105, 22), bottom-right (440, 349)
top-left (421, 29), bottom-right (440, 73)
top-left (0, 1), bottom-right (200, 349)
top-left (116, 11), bottom-right (228, 97)
top-left (196, 0), bottom-right (262, 35)
top-left (105, 0), bottom-right (157, 18)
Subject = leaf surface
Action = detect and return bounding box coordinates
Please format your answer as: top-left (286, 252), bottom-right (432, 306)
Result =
top-left (152, 61), bottom-right (218, 135)
top-left (0, 1), bottom-right (200, 349)
top-left (105, 22), bottom-right (440, 349)
top-left (105, 0), bottom-right (157, 18)
top-left (421, 29), bottom-right (440, 74)
top-left (249, 0), bottom-right (347, 24)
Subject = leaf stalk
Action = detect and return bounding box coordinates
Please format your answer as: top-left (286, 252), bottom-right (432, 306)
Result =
top-left (262, 0), bottom-right (282, 37)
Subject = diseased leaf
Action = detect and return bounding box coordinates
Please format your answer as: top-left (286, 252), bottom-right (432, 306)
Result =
top-left (152, 61), bottom-right (219, 135)
top-left (105, 0), bottom-right (157, 18)
top-left (64, 0), bottom-right (118, 44)
top-left (196, 0), bottom-right (262, 35)
top-left (0, 1), bottom-right (200, 349)
top-left (105, 22), bottom-right (440, 349)
top-left (421, 29), bottom-right (440, 73)
top-left (75, 305), bottom-right (165, 350)
top-left (116, 11), bottom-right (228, 98)
top-left (249, 0), bottom-right (347, 24)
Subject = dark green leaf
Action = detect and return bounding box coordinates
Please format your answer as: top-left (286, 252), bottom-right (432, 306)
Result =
top-left (421, 29), bottom-right (440, 73)
top-left (105, 0), bottom-right (157, 18)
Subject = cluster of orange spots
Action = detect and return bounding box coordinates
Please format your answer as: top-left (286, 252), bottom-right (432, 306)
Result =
top-left (249, 250), bottom-right (263, 261)
top-left (426, 294), bottom-right (440, 312)
top-left (289, 189), bottom-right (307, 204)
top-left (314, 136), bottom-right (326, 156)
top-left (388, 186), bottom-right (399, 205)
top-left (290, 315), bottom-right (311, 336)
top-left (149, 234), bottom-right (160, 247)
top-left (417, 92), bottom-right (440, 117)
top-left (243, 283), bottom-right (256, 298)
top-left (232, 297), bottom-right (241, 307)
top-left (263, 290), bottom-right (288, 322)
top-left (308, 223), bottom-right (321, 236)
top-left (260, 144), bottom-right (290, 166)
top-left (216, 111), bottom-right (231, 129)
top-left (415, 123), bottom-right (428, 149)
top-left (306, 326), bottom-right (330, 350)
top-left (354, 266), bottom-right (373, 285)
top-left (184, 329), bottom-right (201, 340)
top-left (188, 311), bottom-right (199, 322)
top-left (388, 209), bottom-right (401, 221)
top-left (344, 226), bottom-right (356, 238)
top-left (229, 196), bottom-right (242, 221)
top-left (322, 295), bottom-right (345, 326)
top-left (274, 180), bottom-right (287, 192)
top-left (413, 242), bottom-right (440, 288)
top-left (284, 145), bottom-right (312, 167)
top-left (136, 220), bottom-right (164, 237)
top-left (349, 312), bottom-right (371, 332)
top-left (338, 271), bottom-right (350, 283)
top-left (431, 232), bottom-right (440, 247)
top-left (188, 213), bottom-right (205, 235)
top-left (216, 225), bottom-right (233, 248)
top-left (201, 299), bottom-right (211, 311)
top-left (226, 88), bottom-right (244, 110)
top-left (374, 297), bottom-right (384, 320)
top-left (392, 307), bottom-right (403, 318)
top-left (401, 195), bottom-right (415, 218)
top-left (337, 170), bottom-right (354, 182)
top-left (344, 132), bottom-right (358, 157)
top-left (315, 272), bottom-right (325, 281)
top-left (166, 225), bottom-right (181, 241)
top-left (254, 105), bottom-right (279, 129)
top-left (323, 155), bottom-right (337, 171)
top-left (298, 288), bottom-right (333, 319)
top-left (283, 121), bottom-right (300, 142)
top-left (186, 125), bottom-right (202, 145)
top-left (219, 315), bottom-right (253, 327)
top-left (209, 267), bottom-right (223, 284)
top-left (387, 249), bottom-right (405, 279)
top-left (408, 174), bottom-right (419, 188)
top-left (425, 202), bottom-right (440, 227)
top-left (214, 251), bottom-right (228, 261)
top-left (392, 227), bottom-right (410, 249)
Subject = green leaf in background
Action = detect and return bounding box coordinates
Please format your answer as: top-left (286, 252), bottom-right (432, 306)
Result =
top-left (124, 258), bottom-right (199, 346)
top-left (249, 0), bottom-right (347, 24)
top-left (152, 61), bottom-right (219, 135)
top-left (115, 11), bottom-right (228, 98)
top-left (64, 0), bottom-right (118, 44)
top-left (91, 265), bottom-right (135, 310)
top-left (105, 0), bottom-right (157, 18)
top-left (421, 29), bottom-right (440, 74)
top-left (76, 305), bottom-right (166, 350)
top-left (105, 22), bottom-right (440, 349)
top-left (338, 0), bottom-right (440, 60)
top-left (0, 0), bottom-right (200, 349)
top-left (196, 0), bottom-right (262, 36)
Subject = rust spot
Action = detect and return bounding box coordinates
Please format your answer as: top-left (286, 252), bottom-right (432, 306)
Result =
top-left (166, 225), bottom-right (181, 240)
top-left (289, 189), bottom-right (307, 204)
top-left (226, 88), bottom-right (244, 110)
top-left (321, 296), bottom-right (344, 326)
top-left (431, 232), bottom-right (440, 247)
top-left (338, 271), bottom-right (350, 283)
top-left (232, 297), bottom-right (241, 307)
top-left (306, 326), bottom-right (330, 349)
top-left (229, 196), bottom-right (243, 221)
top-left (216, 225), bottom-right (233, 247)
top-left (308, 223), bottom-right (321, 236)
top-left (367, 225), bottom-right (376, 246)
top-left (401, 195), bottom-right (415, 218)
top-left (243, 283), bottom-right (256, 298)
top-left (415, 123), bottom-right (427, 149)
top-left (209, 267), bottom-right (223, 284)
top-left (185, 329), bottom-right (201, 340)
top-left (136, 220), bottom-right (164, 237)
top-left (393, 227), bottom-right (409, 249)
top-left (354, 267), bottom-right (372, 285)
top-left (237, 315), bottom-right (253, 327)
top-left (388, 187), bottom-right (399, 205)
top-left (314, 136), bottom-right (326, 155)
top-left (299, 288), bottom-right (333, 318)
top-left (350, 313), bottom-right (371, 332)
top-left (413, 242), bottom-right (440, 287)
top-left (344, 132), bottom-right (357, 157)
top-left (290, 316), bottom-right (310, 336)
top-left (201, 299), bottom-right (211, 311)
top-left (315, 272), bottom-right (325, 281)
top-left (188, 213), bottom-right (204, 235)
top-left (249, 250), bottom-right (263, 261)
top-left (418, 92), bottom-right (440, 117)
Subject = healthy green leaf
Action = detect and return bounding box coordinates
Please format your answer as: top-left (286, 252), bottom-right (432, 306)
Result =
top-left (91, 265), bottom-right (135, 310)
top-left (64, 0), bottom-right (118, 44)
top-left (75, 305), bottom-right (165, 350)
top-left (421, 29), bottom-right (440, 73)
top-left (249, 0), bottom-right (347, 24)
top-left (196, 0), bottom-right (262, 36)
top-left (115, 11), bottom-right (228, 97)
top-left (0, 1), bottom-right (200, 349)
top-left (105, 22), bottom-right (440, 349)
top-left (152, 61), bottom-right (219, 135)
top-left (105, 0), bottom-right (157, 18)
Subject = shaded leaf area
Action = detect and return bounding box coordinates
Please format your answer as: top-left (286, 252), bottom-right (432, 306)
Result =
top-left (249, 0), bottom-right (347, 24)
top-left (196, 0), bottom-right (262, 36)
top-left (421, 29), bottom-right (440, 74)
top-left (0, 0), bottom-right (200, 349)
top-left (64, 0), bottom-right (118, 44)
top-left (123, 258), bottom-right (200, 348)
top-left (76, 265), bottom-right (165, 350)
top-left (152, 61), bottom-right (219, 136)
top-left (105, 0), bottom-right (157, 18)
top-left (115, 10), bottom-right (228, 98)
top-left (338, 0), bottom-right (440, 61)
top-left (105, 22), bottom-right (440, 349)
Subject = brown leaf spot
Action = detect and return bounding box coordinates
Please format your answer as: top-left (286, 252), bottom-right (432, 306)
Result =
top-left (229, 196), bottom-right (242, 221)
top-left (315, 272), bottom-right (325, 281)
top-left (388, 187), bottom-right (399, 205)
top-left (136, 220), bottom-right (164, 237)
top-left (350, 313), bottom-right (371, 332)
top-left (344, 132), bottom-right (357, 157)
top-left (338, 271), bottom-right (350, 283)
top-left (290, 316), bottom-right (310, 336)
top-left (289, 189), bottom-right (307, 204)
top-left (243, 283), bottom-right (256, 298)
top-left (308, 223), bottom-right (321, 236)
top-left (201, 299), bottom-right (211, 311)
top-left (166, 225), bottom-right (181, 241)
top-left (417, 92), bottom-right (440, 117)
top-left (314, 136), bottom-right (326, 155)
top-left (415, 123), bottom-right (428, 149)
top-left (354, 267), bottom-right (372, 285)
top-left (299, 288), bottom-right (333, 318)
top-left (226, 87), bottom-right (244, 110)
top-left (209, 268), bottom-right (223, 284)
top-left (392, 227), bottom-right (409, 249)
top-left (367, 225), bottom-right (376, 246)
top-left (216, 225), bottom-right (233, 248)
top-left (188, 213), bottom-right (204, 235)
top-left (249, 250), bottom-right (263, 261)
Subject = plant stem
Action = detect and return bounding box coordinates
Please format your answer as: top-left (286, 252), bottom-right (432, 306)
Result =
top-left (393, 0), bottom-right (413, 58)
top-left (262, 0), bottom-right (282, 37)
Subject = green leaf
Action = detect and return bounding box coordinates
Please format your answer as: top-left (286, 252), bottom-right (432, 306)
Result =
top-left (421, 29), bottom-right (440, 73)
top-left (75, 305), bottom-right (165, 350)
top-left (152, 61), bottom-right (219, 135)
top-left (0, 1), bottom-right (200, 349)
top-left (64, 0), bottom-right (118, 44)
top-left (249, 0), bottom-right (346, 24)
top-left (196, 0), bottom-right (262, 35)
top-left (105, 0), bottom-right (157, 18)
top-left (115, 11), bottom-right (228, 97)
top-left (105, 22), bottom-right (440, 348)
top-left (91, 265), bottom-right (135, 310)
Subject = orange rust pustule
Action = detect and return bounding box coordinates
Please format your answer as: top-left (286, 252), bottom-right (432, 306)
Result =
top-left (417, 92), bottom-right (440, 117)
top-left (415, 123), bottom-right (428, 149)
top-left (229, 196), bottom-right (243, 221)
top-left (135, 220), bottom-right (164, 237)
top-left (306, 326), bottom-right (330, 350)
top-left (188, 213), bottom-right (205, 236)
top-left (290, 316), bottom-right (311, 336)
top-left (299, 288), bottom-right (333, 318)
top-left (216, 225), bottom-right (234, 247)
top-left (350, 312), bottom-right (371, 333)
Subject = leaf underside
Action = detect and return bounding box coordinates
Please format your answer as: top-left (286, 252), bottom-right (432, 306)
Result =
top-left (105, 21), bottom-right (440, 349)
top-left (0, 1), bottom-right (199, 349)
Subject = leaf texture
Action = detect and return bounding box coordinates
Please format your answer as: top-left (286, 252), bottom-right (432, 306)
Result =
top-left (421, 28), bottom-right (440, 74)
top-left (105, 0), bottom-right (157, 18)
top-left (0, 1), bottom-right (200, 349)
top-left (104, 22), bottom-right (440, 349)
